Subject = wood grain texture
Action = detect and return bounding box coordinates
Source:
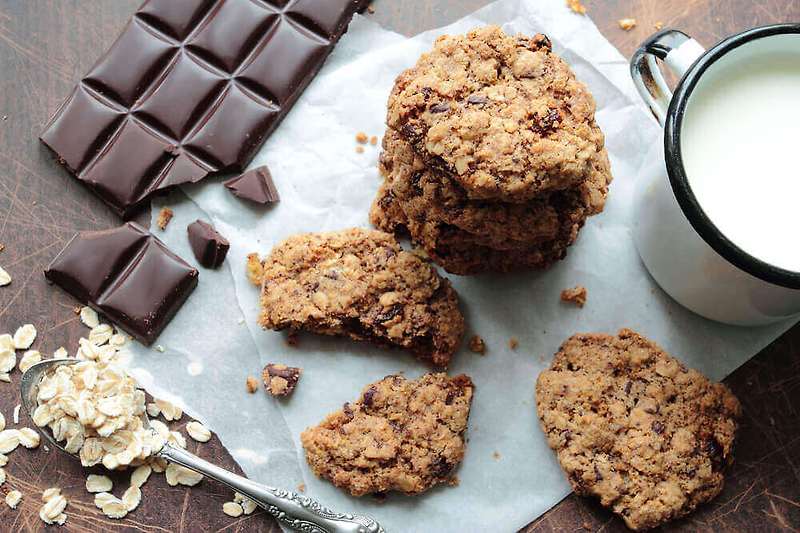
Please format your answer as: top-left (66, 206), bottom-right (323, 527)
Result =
top-left (0, 0), bottom-right (798, 531)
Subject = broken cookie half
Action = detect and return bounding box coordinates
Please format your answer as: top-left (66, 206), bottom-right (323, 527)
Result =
top-left (301, 372), bottom-right (474, 496)
top-left (256, 228), bottom-right (464, 367)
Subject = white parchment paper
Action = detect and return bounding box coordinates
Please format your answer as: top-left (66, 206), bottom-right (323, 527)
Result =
top-left (130, 2), bottom-right (796, 531)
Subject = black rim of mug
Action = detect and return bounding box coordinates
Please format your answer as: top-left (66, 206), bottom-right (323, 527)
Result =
top-left (663, 23), bottom-right (800, 290)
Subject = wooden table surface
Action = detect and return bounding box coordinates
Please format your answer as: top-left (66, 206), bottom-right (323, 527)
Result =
top-left (0, 0), bottom-right (798, 531)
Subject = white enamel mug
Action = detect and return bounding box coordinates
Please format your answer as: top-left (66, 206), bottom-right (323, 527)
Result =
top-left (630, 25), bottom-right (800, 326)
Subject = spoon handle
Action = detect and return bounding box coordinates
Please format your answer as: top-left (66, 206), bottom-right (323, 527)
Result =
top-left (158, 444), bottom-right (384, 533)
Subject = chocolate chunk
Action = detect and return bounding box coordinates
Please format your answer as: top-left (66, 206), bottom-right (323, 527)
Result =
top-left (466, 94), bottom-right (488, 105)
top-left (262, 363), bottom-right (302, 397)
top-left (224, 165), bottom-right (280, 204)
top-left (430, 456), bottom-right (453, 478)
top-left (362, 385), bottom-right (378, 407)
top-left (40, 0), bottom-right (365, 217)
top-left (44, 222), bottom-right (198, 345)
top-left (652, 421), bottom-right (665, 434)
top-left (187, 220), bottom-right (230, 269)
top-left (429, 102), bottom-right (450, 113)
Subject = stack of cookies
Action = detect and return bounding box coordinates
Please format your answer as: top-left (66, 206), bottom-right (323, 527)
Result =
top-left (370, 26), bottom-right (613, 275)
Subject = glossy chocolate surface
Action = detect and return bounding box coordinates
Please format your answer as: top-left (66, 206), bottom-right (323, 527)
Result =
top-left (224, 165), bottom-right (280, 204)
top-left (187, 219), bottom-right (230, 268)
top-left (44, 222), bottom-right (199, 344)
top-left (40, 0), bottom-right (365, 216)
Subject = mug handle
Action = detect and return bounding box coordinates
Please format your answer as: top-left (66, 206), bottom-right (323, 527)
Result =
top-left (630, 29), bottom-right (706, 125)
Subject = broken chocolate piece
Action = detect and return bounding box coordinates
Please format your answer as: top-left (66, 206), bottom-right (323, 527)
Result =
top-left (262, 363), bottom-right (302, 397)
top-left (44, 222), bottom-right (198, 344)
top-left (224, 165), bottom-right (280, 205)
top-left (40, 0), bottom-right (365, 216)
top-left (187, 219), bottom-right (230, 269)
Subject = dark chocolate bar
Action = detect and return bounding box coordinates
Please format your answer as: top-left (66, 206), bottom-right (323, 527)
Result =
top-left (41, 0), bottom-right (366, 216)
top-left (45, 222), bottom-right (198, 344)
top-left (187, 219), bottom-right (230, 268)
top-left (224, 165), bottom-right (280, 204)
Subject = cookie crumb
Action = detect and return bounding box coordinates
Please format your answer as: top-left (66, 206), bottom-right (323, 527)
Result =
top-left (0, 244), bottom-right (4, 253)
top-left (366, 5), bottom-right (375, 14)
top-left (262, 363), bottom-right (303, 397)
top-left (370, 136), bottom-right (378, 145)
top-left (297, 483), bottom-right (306, 493)
top-left (245, 376), bottom-right (259, 394)
top-left (156, 207), bottom-right (174, 230)
top-left (468, 335), bottom-right (486, 355)
top-left (355, 132), bottom-right (369, 144)
top-left (566, 0), bottom-right (586, 14)
top-left (654, 21), bottom-right (664, 30)
top-left (618, 18), bottom-right (637, 31)
top-left (245, 253), bottom-right (264, 286)
top-left (492, 451), bottom-right (501, 460)
top-left (448, 476), bottom-right (460, 487)
top-left (560, 285), bottom-right (587, 308)
top-left (355, 146), bottom-right (365, 154)
top-left (508, 337), bottom-right (519, 350)
top-left (286, 331), bottom-right (299, 347)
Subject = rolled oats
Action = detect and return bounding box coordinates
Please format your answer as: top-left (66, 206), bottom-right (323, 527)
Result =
top-left (146, 402), bottom-right (160, 418)
top-left (168, 430), bottom-right (186, 449)
top-left (53, 347), bottom-right (69, 359)
top-left (223, 501), bottom-right (244, 517)
top-left (0, 373), bottom-right (9, 382)
top-left (0, 335), bottom-right (12, 352)
top-left (13, 324), bottom-right (37, 350)
top-left (154, 399), bottom-right (182, 421)
top-left (18, 427), bottom-right (40, 448)
top-left (5, 489), bottom-right (21, 509)
top-left (93, 492), bottom-right (116, 508)
top-left (79, 306), bottom-right (100, 328)
top-left (0, 349), bottom-right (15, 373)
top-left (122, 485), bottom-right (141, 511)
top-left (89, 324), bottom-right (113, 346)
top-left (0, 411), bottom-right (4, 431)
top-left (0, 266), bottom-right (11, 286)
top-left (0, 453), bottom-right (7, 467)
top-left (86, 474), bottom-right (113, 493)
top-left (19, 349), bottom-right (42, 372)
top-left (41, 487), bottom-right (61, 502)
top-left (0, 429), bottom-right (20, 453)
top-left (101, 498), bottom-right (128, 519)
top-left (186, 421), bottom-right (211, 443)
top-left (12, 404), bottom-right (20, 424)
top-left (0, 467), bottom-right (5, 485)
top-left (39, 491), bottom-right (67, 525)
top-left (234, 492), bottom-right (258, 515)
top-left (131, 464), bottom-right (152, 488)
top-left (165, 463), bottom-right (203, 487)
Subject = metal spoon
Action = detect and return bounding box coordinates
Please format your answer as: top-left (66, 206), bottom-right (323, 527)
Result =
top-left (21, 359), bottom-right (384, 533)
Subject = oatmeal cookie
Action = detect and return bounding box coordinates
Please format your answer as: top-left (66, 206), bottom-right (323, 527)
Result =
top-left (535, 329), bottom-right (741, 530)
top-left (387, 25), bottom-right (610, 201)
top-left (378, 128), bottom-right (610, 251)
top-left (301, 373), bottom-right (474, 496)
top-left (370, 181), bottom-right (584, 275)
top-left (257, 228), bottom-right (463, 366)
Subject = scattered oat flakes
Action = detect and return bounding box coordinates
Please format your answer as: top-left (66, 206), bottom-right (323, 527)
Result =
top-left (89, 324), bottom-right (113, 345)
top-left (100, 495), bottom-right (128, 519)
top-left (122, 486), bottom-right (141, 511)
top-left (39, 488), bottom-right (67, 526)
top-left (79, 306), bottom-right (100, 328)
top-left (654, 21), bottom-right (664, 30)
top-left (355, 132), bottom-right (368, 144)
top-left (566, 0), bottom-right (586, 14)
top-left (12, 404), bottom-right (19, 424)
top-left (0, 349), bottom-right (15, 373)
top-left (0, 429), bottom-right (20, 453)
top-left (156, 207), bottom-right (174, 230)
top-left (131, 464), bottom-right (152, 488)
top-left (146, 402), bottom-right (160, 418)
top-left (53, 347), bottom-right (68, 359)
top-left (246, 253), bottom-right (264, 286)
top-left (168, 430), bottom-right (186, 449)
top-left (246, 375), bottom-right (259, 393)
top-left (5, 489), bottom-right (21, 509)
top-left (0, 412), bottom-right (4, 431)
top-left (366, 5), bottom-right (375, 14)
top-left (0, 335), bottom-right (12, 354)
top-left (618, 18), bottom-right (637, 31)
top-left (186, 421), bottom-right (212, 443)
top-left (468, 335), bottom-right (486, 355)
top-left (19, 350), bottom-right (41, 372)
top-left (0, 467), bottom-right (5, 485)
top-left (18, 427), bottom-right (39, 448)
top-left (370, 135), bottom-right (378, 145)
top-left (165, 463), bottom-right (203, 487)
top-left (13, 324), bottom-right (36, 350)
top-left (223, 501), bottom-right (244, 517)
top-left (86, 474), bottom-right (113, 493)
top-left (155, 344), bottom-right (165, 353)
top-left (355, 145), bottom-right (365, 154)
top-left (0, 373), bottom-right (9, 383)
top-left (110, 333), bottom-right (127, 348)
top-left (560, 285), bottom-right (588, 308)
top-left (508, 337), bottom-right (519, 350)
top-left (234, 492), bottom-right (257, 514)
top-left (94, 491), bottom-right (116, 509)
top-left (0, 267), bottom-right (10, 286)
top-left (154, 398), bottom-right (182, 421)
